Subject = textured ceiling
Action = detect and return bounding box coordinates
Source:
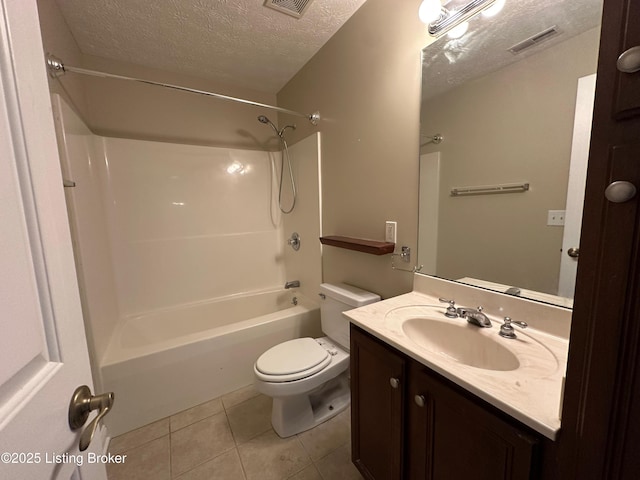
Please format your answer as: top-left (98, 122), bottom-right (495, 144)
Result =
top-left (422, 0), bottom-right (603, 100)
top-left (55, 0), bottom-right (368, 94)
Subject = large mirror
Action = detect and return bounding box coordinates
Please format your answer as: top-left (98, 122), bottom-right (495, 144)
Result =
top-left (418, 0), bottom-right (603, 308)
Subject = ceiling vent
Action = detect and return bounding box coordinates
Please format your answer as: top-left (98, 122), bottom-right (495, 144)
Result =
top-left (508, 26), bottom-right (561, 54)
top-left (263, 0), bottom-right (314, 19)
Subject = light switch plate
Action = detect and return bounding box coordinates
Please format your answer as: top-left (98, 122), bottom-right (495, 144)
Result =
top-left (385, 221), bottom-right (397, 243)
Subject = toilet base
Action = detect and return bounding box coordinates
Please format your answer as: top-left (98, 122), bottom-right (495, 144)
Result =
top-left (271, 370), bottom-right (350, 438)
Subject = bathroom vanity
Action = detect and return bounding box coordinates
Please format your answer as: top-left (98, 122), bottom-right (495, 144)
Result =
top-left (345, 275), bottom-right (570, 479)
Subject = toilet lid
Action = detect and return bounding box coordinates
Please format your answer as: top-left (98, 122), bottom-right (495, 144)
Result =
top-left (255, 338), bottom-right (330, 381)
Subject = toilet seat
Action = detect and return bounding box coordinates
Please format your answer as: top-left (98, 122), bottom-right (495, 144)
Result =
top-left (255, 338), bottom-right (331, 382)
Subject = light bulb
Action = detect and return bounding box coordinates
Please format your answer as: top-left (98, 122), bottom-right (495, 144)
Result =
top-left (482, 0), bottom-right (505, 17)
top-left (447, 21), bottom-right (469, 39)
top-left (419, 0), bottom-right (442, 24)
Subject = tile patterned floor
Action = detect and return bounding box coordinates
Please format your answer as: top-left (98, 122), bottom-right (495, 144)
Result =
top-left (106, 385), bottom-right (363, 480)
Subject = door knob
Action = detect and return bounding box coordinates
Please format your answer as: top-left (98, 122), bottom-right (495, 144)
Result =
top-left (567, 247), bottom-right (580, 258)
top-left (389, 377), bottom-right (400, 389)
top-left (617, 46), bottom-right (640, 73)
top-left (414, 395), bottom-right (426, 407)
top-left (604, 181), bottom-right (637, 203)
top-left (68, 385), bottom-right (114, 451)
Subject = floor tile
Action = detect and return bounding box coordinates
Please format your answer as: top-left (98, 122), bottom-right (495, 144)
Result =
top-left (221, 384), bottom-right (260, 410)
top-left (106, 435), bottom-right (170, 480)
top-left (109, 418), bottom-right (170, 455)
top-left (171, 412), bottom-right (235, 477)
top-left (315, 443), bottom-right (363, 480)
top-left (174, 448), bottom-right (246, 480)
top-left (170, 397), bottom-right (224, 432)
top-left (226, 394), bottom-right (273, 444)
top-left (238, 429), bottom-right (312, 480)
top-left (287, 464), bottom-right (323, 480)
top-left (297, 409), bottom-right (350, 461)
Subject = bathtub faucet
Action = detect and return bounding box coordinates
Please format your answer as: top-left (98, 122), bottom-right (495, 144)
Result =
top-left (284, 280), bottom-right (300, 289)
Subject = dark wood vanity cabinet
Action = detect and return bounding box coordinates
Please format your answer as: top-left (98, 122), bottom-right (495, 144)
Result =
top-left (350, 324), bottom-right (406, 479)
top-left (351, 325), bottom-right (542, 480)
top-left (406, 360), bottom-right (538, 480)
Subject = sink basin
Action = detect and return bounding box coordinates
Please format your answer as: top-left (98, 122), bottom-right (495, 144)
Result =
top-left (382, 305), bottom-right (560, 375)
top-left (401, 317), bottom-right (520, 371)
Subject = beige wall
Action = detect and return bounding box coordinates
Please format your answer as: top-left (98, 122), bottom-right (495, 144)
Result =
top-left (81, 55), bottom-right (280, 150)
top-left (37, 0), bottom-right (282, 151)
top-left (277, 0), bottom-right (429, 299)
top-left (420, 28), bottom-right (600, 294)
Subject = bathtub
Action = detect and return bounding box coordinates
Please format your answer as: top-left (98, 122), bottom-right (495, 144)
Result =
top-left (101, 288), bottom-right (321, 437)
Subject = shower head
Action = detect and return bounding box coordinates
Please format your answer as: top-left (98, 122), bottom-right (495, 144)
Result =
top-left (257, 114), bottom-right (280, 136)
top-left (257, 115), bottom-right (296, 138)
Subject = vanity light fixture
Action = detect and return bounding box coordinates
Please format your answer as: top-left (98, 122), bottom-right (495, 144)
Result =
top-left (418, 0), bottom-right (444, 24)
top-left (481, 0), bottom-right (505, 17)
top-left (447, 20), bottom-right (469, 39)
top-left (421, 0), bottom-right (497, 38)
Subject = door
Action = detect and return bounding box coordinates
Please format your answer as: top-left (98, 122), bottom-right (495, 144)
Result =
top-left (557, 74), bottom-right (596, 298)
top-left (418, 152), bottom-right (440, 275)
top-left (0, 1), bottom-right (106, 479)
top-left (560, 0), bottom-right (640, 477)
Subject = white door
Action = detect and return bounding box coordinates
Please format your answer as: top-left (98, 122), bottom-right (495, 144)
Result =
top-left (418, 152), bottom-right (440, 274)
top-left (0, 1), bottom-right (107, 479)
top-left (558, 74), bottom-right (596, 299)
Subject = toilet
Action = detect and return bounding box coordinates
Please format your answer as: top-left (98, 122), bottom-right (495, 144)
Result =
top-left (254, 283), bottom-right (380, 438)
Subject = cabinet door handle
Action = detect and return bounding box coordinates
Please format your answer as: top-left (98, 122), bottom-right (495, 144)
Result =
top-left (617, 45), bottom-right (640, 73)
top-left (605, 181), bottom-right (637, 203)
top-left (414, 395), bottom-right (426, 407)
top-left (389, 377), bottom-right (400, 389)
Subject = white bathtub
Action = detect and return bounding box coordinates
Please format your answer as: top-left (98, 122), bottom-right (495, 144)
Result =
top-left (101, 288), bottom-right (321, 437)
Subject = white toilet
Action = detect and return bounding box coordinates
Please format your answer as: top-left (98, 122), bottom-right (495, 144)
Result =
top-left (254, 283), bottom-right (380, 438)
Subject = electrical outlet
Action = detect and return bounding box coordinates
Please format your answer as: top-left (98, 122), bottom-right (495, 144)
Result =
top-left (385, 221), bottom-right (397, 243)
top-left (547, 210), bottom-right (565, 226)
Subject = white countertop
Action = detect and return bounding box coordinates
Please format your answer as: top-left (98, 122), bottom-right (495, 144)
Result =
top-left (345, 288), bottom-right (569, 440)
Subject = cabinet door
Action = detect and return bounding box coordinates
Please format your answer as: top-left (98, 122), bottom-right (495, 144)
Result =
top-left (406, 362), bottom-right (434, 480)
top-left (408, 364), bottom-right (538, 480)
top-left (351, 326), bottom-right (405, 480)
top-left (612, 0), bottom-right (640, 119)
top-left (561, 0), bottom-right (640, 477)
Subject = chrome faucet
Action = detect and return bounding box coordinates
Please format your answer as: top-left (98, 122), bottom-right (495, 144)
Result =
top-left (498, 317), bottom-right (528, 339)
top-left (461, 306), bottom-right (492, 328)
top-left (438, 298), bottom-right (492, 328)
top-left (284, 280), bottom-right (300, 289)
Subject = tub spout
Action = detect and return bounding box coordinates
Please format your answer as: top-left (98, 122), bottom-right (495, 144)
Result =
top-left (285, 280), bottom-right (300, 289)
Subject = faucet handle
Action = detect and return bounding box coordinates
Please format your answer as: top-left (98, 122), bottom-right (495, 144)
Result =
top-left (438, 298), bottom-right (458, 318)
top-left (499, 317), bottom-right (528, 339)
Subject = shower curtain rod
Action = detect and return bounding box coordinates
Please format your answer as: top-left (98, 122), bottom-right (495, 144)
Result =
top-left (46, 54), bottom-right (321, 125)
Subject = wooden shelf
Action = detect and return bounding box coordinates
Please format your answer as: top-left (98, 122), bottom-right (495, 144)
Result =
top-left (319, 236), bottom-right (395, 255)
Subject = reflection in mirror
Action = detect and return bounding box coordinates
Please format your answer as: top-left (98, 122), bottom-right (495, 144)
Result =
top-left (418, 0), bottom-right (603, 308)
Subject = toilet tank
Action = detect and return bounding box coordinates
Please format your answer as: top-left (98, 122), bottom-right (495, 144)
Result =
top-left (319, 283), bottom-right (380, 350)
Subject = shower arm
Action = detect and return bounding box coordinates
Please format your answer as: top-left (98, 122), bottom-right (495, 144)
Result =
top-left (46, 54), bottom-right (321, 126)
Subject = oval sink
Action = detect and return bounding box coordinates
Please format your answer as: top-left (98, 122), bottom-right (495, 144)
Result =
top-left (402, 317), bottom-right (520, 371)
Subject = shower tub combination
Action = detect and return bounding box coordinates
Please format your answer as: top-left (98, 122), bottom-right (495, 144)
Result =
top-left (51, 94), bottom-right (323, 438)
top-left (101, 288), bottom-right (321, 437)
